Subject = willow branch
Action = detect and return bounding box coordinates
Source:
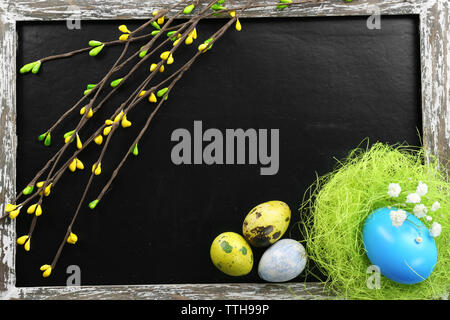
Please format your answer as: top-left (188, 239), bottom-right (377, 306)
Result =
top-left (47, 0), bottom-right (237, 271)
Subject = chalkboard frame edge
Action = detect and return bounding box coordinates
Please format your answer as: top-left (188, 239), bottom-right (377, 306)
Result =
top-left (1, 0), bottom-right (448, 300)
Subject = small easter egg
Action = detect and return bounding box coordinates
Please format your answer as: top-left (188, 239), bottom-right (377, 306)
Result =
top-left (363, 207), bottom-right (437, 284)
top-left (258, 239), bottom-right (307, 282)
top-left (242, 201), bottom-right (291, 247)
top-left (210, 232), bottom-right (253, 276)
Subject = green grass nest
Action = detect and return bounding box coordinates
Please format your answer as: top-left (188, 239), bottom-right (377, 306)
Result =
top-left (299, 142), bottom-right (449, 299)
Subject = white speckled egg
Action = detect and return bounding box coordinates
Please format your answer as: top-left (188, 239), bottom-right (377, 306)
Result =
top-left (258, 239), bottom-right (307, 282)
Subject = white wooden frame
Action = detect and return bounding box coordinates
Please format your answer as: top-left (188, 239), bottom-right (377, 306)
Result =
top-left (0, 0), bottom-right (448, 299)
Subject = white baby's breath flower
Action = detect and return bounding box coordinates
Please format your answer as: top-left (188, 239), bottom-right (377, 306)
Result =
top-left (406, 193), bottom-right (421, 204)
top-left (390, 209), bottom-right (407, 228)
top-left (416, 181), bottom-right (428, 196)
top-left (426, 216), bottom-right (433, 222)
top-left (413, 204), bottom-right (427, 218)
top-left (431, 201), bottom-right (441, 212)
top-left (387, 183), bottom-right (401, 198)
top-left (429, 222), bottom-right (442, 237)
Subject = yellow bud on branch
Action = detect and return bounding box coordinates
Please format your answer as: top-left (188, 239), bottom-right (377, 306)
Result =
top-left (119, 34), bottom-right (129, 41)
top-left (103, 126), bottom-right (112, 136)
top-left (27, 203), bottom-right (38, 214)
top-left (118, 24), bottom-right (131, 34)
top-left (5, 204), bottom-right (17, 212)
top-left (149, 92), bottom-right (157, 103)
top-left (35, 204), bottom-right (43, 216)
top-left (44, 184), bottom-right (52, 197)
top-left (40, 265), bottom-right (52, 278)
top-left (69, 158), bottom-right (77, 172)
top-left (160, 51), bottom-right (171, 60)
top-left (17, 235), bottom-right (29, 245)
top-left (36, 181), bottom-right (44, 188)
top-left (92, 163), bottom-right (102, 175)
top-left (76, 134), bottom-right (83, 150)
top-left (9, 209), bottom-right (20, 219)
top-left (235, 19), bottom-right (242, 31)
top-left (94, 135), bottom-right (103, 145)
top-left (121, 115), bottom-right (132, 128)
top-left (24, 239), bottom-right (31, 251)
top-left (114, 111), bottom-right (124, 123)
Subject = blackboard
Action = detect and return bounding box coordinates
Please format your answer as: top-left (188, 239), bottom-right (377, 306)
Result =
top-left (16, 15), bottom-right (421, 287)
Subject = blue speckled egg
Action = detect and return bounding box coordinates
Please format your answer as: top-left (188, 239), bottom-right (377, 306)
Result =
top-left (258, 239), bottom-right (307, 282)
top-left (363, 207), bottom-right (437, 284)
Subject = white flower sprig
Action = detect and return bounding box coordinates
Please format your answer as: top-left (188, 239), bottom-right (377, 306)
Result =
top-left (390, 209), bottom-right (407, 227)
top-left (429, 222), bottom-right (442, 237)
top-left (387, 181), bottom-right (443, 238)
top-left (406, 193), bottom-right (421, 204)
top-left (431, 201), bottom-right (441, 212)
top-left (388, 183), bottom-right (401, 198)
top-left (416, 181), bottom-right (428, 196)
top-left (413, 204), bottom-right (427, 218)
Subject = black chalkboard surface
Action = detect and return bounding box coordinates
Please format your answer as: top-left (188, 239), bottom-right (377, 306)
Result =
top-left (16, 16), bottom-right (421, 287)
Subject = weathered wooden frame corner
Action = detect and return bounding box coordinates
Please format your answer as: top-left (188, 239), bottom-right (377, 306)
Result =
top-left (0, 0), bottom-right (448, 300)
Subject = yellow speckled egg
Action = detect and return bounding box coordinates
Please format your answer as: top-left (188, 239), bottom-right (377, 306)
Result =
top-left (210, 232), bottom-right (253, 276)
top-left (242, 200), bottom-right (291, 247)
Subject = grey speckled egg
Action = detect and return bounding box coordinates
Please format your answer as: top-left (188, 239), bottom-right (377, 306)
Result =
top-left (258, 239), bottom-right (307, 282)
